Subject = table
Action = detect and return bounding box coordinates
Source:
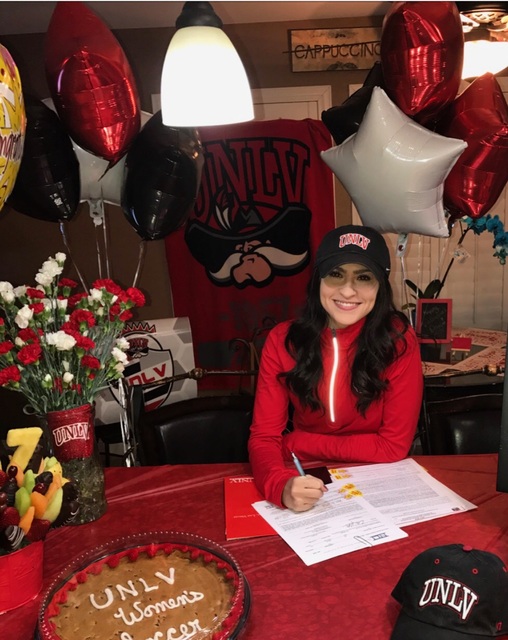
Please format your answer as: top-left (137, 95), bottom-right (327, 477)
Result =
top-left (6, 455), bottom-right (508, 640)
top-left (421, 326), bottom-right (506, 378)
top-left (420, 327), bottom-right (505, 421)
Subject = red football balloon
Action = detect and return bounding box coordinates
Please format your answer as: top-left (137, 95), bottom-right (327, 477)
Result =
top-left (44, 1), bottom-right (140, 164)
top-left (381, 1), bottom-right (464, 123)
top-left (435, 73), bottom-right (508, 220)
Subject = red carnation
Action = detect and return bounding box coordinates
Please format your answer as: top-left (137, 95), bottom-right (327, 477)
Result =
top-left (81, 355), bottom-right (101, 370)
top-left (0, 365), bottom-right (21, 386)
top-left (69, 309), bottom-right (96, 328)
top-left (61, 325), bottom-right (78, 337)
top-left (75, 335), bottom-right (95, 351)
top-left (68, 292), bottom-right (88, 309)
top-left (29, 302), bottom-right (45, 315)
top-left (127, 287), bottom-right (145, 307)
top-left (92, 279), bottom-right (122, 295)
top-left (58, 278), bottom-right (78, 289)
top-left (0, 340), bottom-right (14, 355)
top-left (109, 303), bottom-right (121, 320)
top-left (17, 327), bottom-right (40, 343)
top-left (17, 342), bottom-right (42, 365)
top-left (26, 287), bottom-right (45, 299)
top-left (116, 290), bottom-right (129, 304)
top-left (119, 310), bottom-right (133, 322)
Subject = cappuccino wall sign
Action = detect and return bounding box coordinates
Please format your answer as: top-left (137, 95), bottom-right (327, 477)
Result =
top-left (289, 27), bottom-right (381, 72)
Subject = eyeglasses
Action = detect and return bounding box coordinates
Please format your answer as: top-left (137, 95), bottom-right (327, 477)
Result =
top-left (322, 268), bottom-right (379, 290)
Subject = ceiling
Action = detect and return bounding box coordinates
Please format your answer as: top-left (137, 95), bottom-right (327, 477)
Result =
top-left (0, 1), bottom-right (391, 36)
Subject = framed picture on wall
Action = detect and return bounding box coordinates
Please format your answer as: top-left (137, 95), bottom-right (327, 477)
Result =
top-left (416, 299), bottom-right (452, 344)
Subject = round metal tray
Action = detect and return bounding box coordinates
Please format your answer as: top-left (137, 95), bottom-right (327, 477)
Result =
top-left (37, 531), bottom-right (250, 640)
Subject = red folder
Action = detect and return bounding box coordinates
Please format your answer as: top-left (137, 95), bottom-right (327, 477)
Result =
top-left (224, 476), bottom-right (277, 540)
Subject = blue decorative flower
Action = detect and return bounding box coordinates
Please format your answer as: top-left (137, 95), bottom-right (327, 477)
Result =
top-left (465, 215), bottom-right (508, 266)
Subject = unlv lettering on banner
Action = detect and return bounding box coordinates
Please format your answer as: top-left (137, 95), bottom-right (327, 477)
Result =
top-left (165, 119), bottom-right (335, 388)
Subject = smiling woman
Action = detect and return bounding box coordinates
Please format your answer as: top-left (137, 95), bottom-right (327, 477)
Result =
top-left (248, 224), bottom-right (424, 513)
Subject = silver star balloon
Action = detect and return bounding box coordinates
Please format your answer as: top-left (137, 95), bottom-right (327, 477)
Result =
top-left (321, 87), bottom-right (467, 238)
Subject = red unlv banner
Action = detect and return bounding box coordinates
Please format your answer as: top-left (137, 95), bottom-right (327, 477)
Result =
top-left (165, 119), bottom-right (335, 388)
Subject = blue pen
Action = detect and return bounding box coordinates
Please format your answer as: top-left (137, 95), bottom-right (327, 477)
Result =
top-left (291, 451), bottom-right (306, 476)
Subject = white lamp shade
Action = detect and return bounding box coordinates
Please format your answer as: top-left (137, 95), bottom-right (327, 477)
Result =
top-left (462, 39), bottom-right (508, 78)
top-left (161, 25), bottom-right (254, 127)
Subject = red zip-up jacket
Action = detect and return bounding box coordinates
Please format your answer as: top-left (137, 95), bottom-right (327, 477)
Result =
top-left (248, 318), bottom-right (423, 507)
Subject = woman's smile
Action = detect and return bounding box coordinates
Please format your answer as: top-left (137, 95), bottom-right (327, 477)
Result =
top-left (320, 263), bottom-right (380, 328)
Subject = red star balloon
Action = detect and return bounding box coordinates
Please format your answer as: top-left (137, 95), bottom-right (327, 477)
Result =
top-left (44, 1), bottom-right (140, 165)
top-left (435, 73), bottom-right (508, 221)
top-left (381, 1), bottom-right (464, 123)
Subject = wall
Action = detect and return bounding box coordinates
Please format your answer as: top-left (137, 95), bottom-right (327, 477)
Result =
top-left (0, 15), bottom-right (381, 320)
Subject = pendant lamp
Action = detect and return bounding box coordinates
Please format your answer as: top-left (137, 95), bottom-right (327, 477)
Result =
top-left (457, 1), bottom-right (508, 78)
top-left (160, 1), bottom-right (254, 127)
top-left (462, 27), bottom-right (508, 78)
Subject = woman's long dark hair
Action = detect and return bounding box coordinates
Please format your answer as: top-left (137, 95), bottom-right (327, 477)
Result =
top-left (281, 268), bottom-right (410, 415)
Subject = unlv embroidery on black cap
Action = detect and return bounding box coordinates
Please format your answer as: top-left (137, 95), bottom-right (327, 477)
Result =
top-left (419, 577), bottom-right (479, 621)
top-left (339, 233), bottom-right (371, 251)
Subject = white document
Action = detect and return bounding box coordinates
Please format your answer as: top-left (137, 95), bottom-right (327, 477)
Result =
top-left (253, 489), bottom-right (407, 566)
top-left (328, 458), bottom-right (477, 526)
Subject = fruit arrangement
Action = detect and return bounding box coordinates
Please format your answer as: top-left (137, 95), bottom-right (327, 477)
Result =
top-left (0, 427), bottom-right (79, 555)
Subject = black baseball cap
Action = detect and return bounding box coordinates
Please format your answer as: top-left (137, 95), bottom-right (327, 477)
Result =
top-left (391, 544), bottom-right (508, 639)
top-left (315, 224), bottom-right (390, 281)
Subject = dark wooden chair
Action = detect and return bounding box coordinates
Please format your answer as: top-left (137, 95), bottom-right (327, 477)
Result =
top-left (135, 393), bottom-right (254, 465)
top-left (420, 393), bottom-right (503, 455)
top-left (95, 365), bottom-right (259, 466)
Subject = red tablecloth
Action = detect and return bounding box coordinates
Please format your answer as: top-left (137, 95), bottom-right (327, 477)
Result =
top-left (4, 454), bottom-right (508, 640)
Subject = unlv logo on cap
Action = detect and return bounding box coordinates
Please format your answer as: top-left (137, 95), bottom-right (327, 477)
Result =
top-left (419, 577), bottom-right (479, 621)
top-left (339, 233), bottom-right (371, 251)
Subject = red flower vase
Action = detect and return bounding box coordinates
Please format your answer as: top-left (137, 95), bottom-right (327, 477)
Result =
top-left (0, 541), bottom-right (43, 613)
top-left (41, 404), bottom-right (107, 524)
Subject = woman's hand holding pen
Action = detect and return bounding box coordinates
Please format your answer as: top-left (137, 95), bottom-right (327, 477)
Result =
top-left (282, 475), bottom-right (327, 511)
top-left (282, 451), bottom-right (327, 512)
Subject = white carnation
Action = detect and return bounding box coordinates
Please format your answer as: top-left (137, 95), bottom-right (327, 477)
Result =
top-left (45, 331), bottom-right (77, 351)
top-left (35, 271), bottom-right (53, 287)
top-left (116, 337), bottom-right (130, 351)
top-left (89, 288), bottom-right (103, 302)
top-left (111, 347), bottom-right (128, 364)
top-left (13, 285), bottom-right (26, 298)
top-left (63, 372), bottom-right (74, 384)
top-left (15, 305), bottom-right (33, 329)
top-left (39, 258), bottom-right (63, 278)
top-left (0, 281), bottom-right (14, 303)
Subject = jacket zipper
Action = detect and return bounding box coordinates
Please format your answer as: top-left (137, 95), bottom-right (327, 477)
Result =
top-left (329, 328), bottom-right (339, 423)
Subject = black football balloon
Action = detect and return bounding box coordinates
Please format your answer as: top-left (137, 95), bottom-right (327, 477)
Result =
top-left (321, 61), bottom-right (386, 145)
top-left (121, 111), bottom-right (204, 241)
top-left (8, 95), bottom-right (80, 221)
